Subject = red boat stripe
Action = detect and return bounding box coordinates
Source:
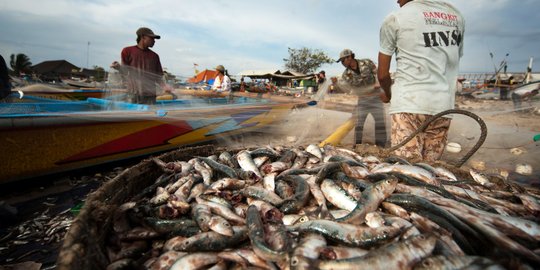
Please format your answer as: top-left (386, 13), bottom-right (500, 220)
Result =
top-left (58, 120), bottom-right (193, 164)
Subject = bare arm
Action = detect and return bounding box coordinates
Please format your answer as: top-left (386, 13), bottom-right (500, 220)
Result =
top-left (377, 52), bottom-right (392, 103)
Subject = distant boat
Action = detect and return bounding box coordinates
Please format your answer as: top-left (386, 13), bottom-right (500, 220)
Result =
top-left (13, 85), bottom-right (127, 101)
top-left (463, 80), bottom-right (540, 100)
top-left (62, 78), bottom-right (105, 89)
top-left (511, 80), bottom-right (540, 94)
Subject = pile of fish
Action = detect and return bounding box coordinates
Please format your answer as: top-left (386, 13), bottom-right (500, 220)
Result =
top-left (105, 144), bottom-right (540, 269)
top-left (1, 208), bottom-right (73, 264)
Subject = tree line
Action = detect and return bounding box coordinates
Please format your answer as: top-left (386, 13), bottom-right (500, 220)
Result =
top-left (7, 47), bottom-right (333, 80)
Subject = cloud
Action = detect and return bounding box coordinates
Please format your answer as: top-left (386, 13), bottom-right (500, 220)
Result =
top-left (1, 0), bottom-right (538, 78)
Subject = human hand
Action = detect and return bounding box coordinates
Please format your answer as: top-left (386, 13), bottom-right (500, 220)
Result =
top-left (111, 61), bottom-right (120, 69)
top-left (379, 90), bottom-right (390, 103)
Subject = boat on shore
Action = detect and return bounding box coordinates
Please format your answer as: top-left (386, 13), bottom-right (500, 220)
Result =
top-left (0, 91), bottom-right (308, 183)
top-left (62, 78), bottom-right (105, 89)
top-left (11, 84), bottom-right (128, 101)
top-left (462, 80), bottom-right (540, 100)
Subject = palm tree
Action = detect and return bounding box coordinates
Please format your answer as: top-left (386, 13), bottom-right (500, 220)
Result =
top-left (10, 53), bottom-right (32, 76)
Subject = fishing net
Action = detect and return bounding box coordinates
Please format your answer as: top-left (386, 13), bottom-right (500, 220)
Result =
top-left (3, 71), bottom-right (539, 186)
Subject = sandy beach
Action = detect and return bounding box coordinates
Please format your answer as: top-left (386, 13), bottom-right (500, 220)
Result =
top-left (223, 93), bottom-right (540, 186)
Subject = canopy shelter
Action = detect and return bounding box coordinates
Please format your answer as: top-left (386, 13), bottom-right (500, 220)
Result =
top-left (237, 70), bottom-right (314, 87)
top-left (187, 69), bottom-right (219, 84)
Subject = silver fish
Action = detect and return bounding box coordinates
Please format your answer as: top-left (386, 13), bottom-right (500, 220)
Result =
top-left (320, 179), bottom-right (357, 212)
top-left (148, 251), bottom-right (187, 270)
top-left (246, 205), bottom-right (289, 262)
top-left (170, 252), bottom-right (220, 270)
top-left (319, 245), bottom-right (369, 260)
top-left (469, 169), bottom-right (493, 187)
top-left (365, 212), bottom-right (386, 228)
top-left (237, 150), bottom-right (263, 179)
top-left (240, 186), bottom-right (284, 206)
top-left (218, 248), bottom-right (276, 270)
top-left (208, 215), bottom-right (234, 236)
top-left (336, 178), bottom-right (398, 225)
top-left (372, 164), bottom-right (439, 186)
top-left (196, 198), bottom-right (245, 225)
top-left (443, 205), bottom-right (540, 262)
top-left (288, 219), bottom-right (402, 248)
top-left (263, 172), bottom-right (276, 192)
top-left (317, 234), bottom-right (437, 270)
top-left (414, 255), bottom-right (503, 270)
top-left (306, 144), bottom-right (323, 159)
top-left (290, 233), bottom-right (327, 270)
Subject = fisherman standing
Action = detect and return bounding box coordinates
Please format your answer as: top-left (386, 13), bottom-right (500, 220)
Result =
top-left (112, 27), bottom-right (167, 104)
top-left (378, 0), bottom-right (465, 161)
top-left (331, 49), bottom-right (388, 147)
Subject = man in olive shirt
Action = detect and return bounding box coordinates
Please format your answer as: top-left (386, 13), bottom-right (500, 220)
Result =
top-left (332, 49), bottom-right (387, 147)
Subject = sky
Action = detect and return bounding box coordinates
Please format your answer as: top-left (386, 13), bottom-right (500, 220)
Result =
top-left (1, 0), bottom-right (539, 81)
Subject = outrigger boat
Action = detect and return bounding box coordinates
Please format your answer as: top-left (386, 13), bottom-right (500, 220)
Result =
top-left (0, 92), bottom-right (309, 183)
top-left (11, 86), bottom-right (127, 101)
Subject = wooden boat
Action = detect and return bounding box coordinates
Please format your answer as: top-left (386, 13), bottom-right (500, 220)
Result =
top-left (13, 85), bottom-right (127, 101)
top-left (0, 93), bottom-right (308, 183)
top-left (62, 79), bottom-right (106, 89)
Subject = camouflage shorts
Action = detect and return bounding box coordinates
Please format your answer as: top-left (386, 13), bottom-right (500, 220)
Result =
top-left (390, 113), bottom-right (451, 162)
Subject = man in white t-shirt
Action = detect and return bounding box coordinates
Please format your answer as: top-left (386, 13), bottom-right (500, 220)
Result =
top-left (378, 0), bottom-right (465, 161)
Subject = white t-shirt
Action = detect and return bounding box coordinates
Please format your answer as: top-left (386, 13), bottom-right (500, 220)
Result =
top-left (221, 75), bottom-right (231, 92)
top-left (212, 76), bottom-right (221, 91)
top-left (212, 75), bottom-right (232, 92)
top-left (379, 0), bottom-right (465, 115)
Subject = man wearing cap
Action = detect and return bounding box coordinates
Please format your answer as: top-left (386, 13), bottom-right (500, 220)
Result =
top-left (112, 27), bottom-right (164, 104)
top-left (378, 0), bottom-right (465, 161)
top-left (331, 49), bottom-right (387, 147)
